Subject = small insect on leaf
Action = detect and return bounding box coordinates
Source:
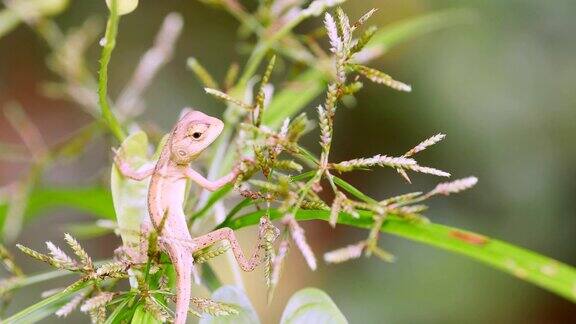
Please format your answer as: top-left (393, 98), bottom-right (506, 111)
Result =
top-left (449, 230), bottom-right (488, 246)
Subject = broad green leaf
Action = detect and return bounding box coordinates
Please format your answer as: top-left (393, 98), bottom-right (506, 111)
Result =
top-left (280, 288), bottom-right (347, 324)
top-left (199, 285), bottom-right (260, 324)
top-left (0, 187), bottom-right (115, 230)
top-left (224, 209), bottom-right (576, 303)
top-left (111, 131), bottom-right (150, 248)
top-left (3, 279), bottom-right (90, 323)
top-left (106, 0), bottom-right (139, 15)
top-left (111, 132), bottom-right (167, 288)
top-left (21, 187), bottom-right (114, 220)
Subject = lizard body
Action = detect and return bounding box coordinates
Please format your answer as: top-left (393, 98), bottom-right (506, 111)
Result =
top-left (115, 110), bottom-right (279, 324)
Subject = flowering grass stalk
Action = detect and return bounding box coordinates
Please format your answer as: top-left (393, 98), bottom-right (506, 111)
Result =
top-left (0, 1), bottom-right (574, 323)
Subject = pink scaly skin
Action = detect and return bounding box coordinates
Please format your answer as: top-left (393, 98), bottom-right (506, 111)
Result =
top-left (115, 109), bottom-right (279, 324)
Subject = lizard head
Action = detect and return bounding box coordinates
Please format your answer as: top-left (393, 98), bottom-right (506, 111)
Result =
top-left (169, 110), bottom-right (224, 164)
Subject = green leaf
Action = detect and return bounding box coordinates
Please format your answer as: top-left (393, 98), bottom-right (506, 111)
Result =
top-left (201, 263), bottom-right (224, 292)
top-left (199, 285), bottom-right (260, 324)
top-left (104, 296), bottom-right (133, 324)
top-left (280, 288), bottom-right (347, 324)
top-left (0, 187), bottom-right (115, 229)
top-left (111, 131), bottom-right (151, 248)
top-left (332, 175), bottom-right (378, 204)
top-left (131, 304), bottom-right (161, 324)
top-left (225, 210), bottom-right (576, 303)
top-left (3, 279), bottom-right (91, 323)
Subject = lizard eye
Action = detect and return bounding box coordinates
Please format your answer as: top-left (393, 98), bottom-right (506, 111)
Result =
top-left (188, 123), bottom-right (209, 140)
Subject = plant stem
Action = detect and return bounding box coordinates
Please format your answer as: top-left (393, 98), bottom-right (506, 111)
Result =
top-left (98, 0), bottom-right (126, 141)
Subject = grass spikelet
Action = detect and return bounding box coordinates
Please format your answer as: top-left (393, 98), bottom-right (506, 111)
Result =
top-left (284, 215), bottom-right (317, 270)
top-left (16, 244), bottom-right (61, 269)
top-left (333, 154), bottom-right (416, 172)
top-left (193, 243), bottom-right (230, 264)
top-left (268, 239), bottom-right (289, 302)
top-left (95, 261), bottom-right (127, 278)
top-left (317, 105), bottom-right (331, 152)
top-left (380, 192), bottom-right (422, 206)
top-left (273, 160), bottom-right (303, 172)
top-left (190, 297), bottom-right (239, 316)
top-left (144, 297), bottom-right (171, 322)
top-left (46, 241), bottom-right (77, 269)
top-left (64, 233), bottom-right (93, 269)
top-left (187, 57), bottom-right (219, 89)
top-left (352, 8), bottom-right (377, 30)
top-left (329, 191), bottom-right (346, 227)
top-left (324, 13), bottom-right (342, 54)
top-left (429, 176), bottom-right (478, 196)
top-left (324, 241), bottom-right (365, 264)
top-left (336, 8), bottom-right (351, 49)
top-left (404, 133), bottom-right (446, 157)
top-left (56, 292), bottom-right (86, 317)
top-left (351, 64), bottom-right (412, 92)
top-left (406, 165), bottom-right (450, 177)
top-left (80, 292), bottom-right (115, 312)
top-left (204, 88), bottom-right (252, 111)
top-left (0, 243), bottom-right (23, 276)
top-left (255, 55), bottom-right (276, 126)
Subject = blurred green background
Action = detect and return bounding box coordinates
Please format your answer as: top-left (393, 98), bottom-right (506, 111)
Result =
top-left (1, 0), bottom-right (575, 323)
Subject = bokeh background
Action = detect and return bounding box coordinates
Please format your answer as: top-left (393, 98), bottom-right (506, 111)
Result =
top-left (1, 0), bottom-right (575, 323)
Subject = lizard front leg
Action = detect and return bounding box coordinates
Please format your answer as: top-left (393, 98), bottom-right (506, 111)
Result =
top-left (183, 167), bottom-right (239, 191)
top-left (190, 217), bottom-right (280, 271)
top-left (113, 149), bottom-right (155, 181)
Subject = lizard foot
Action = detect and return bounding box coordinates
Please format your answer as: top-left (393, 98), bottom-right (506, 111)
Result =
top-left (259, 217), bottom-right (280, 244)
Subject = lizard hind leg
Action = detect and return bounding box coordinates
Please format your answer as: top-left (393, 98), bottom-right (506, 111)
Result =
top-left (191, 217), bottom-right (280, 272)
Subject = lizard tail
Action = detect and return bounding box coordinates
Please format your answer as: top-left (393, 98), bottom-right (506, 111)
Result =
top-left (165, 243), bottom-right (193, 324)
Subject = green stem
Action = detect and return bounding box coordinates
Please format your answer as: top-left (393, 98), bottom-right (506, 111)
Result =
top-left (98, 0), bottom-right (126, 141)
top-left (224, 209), bottom-right (576, 303)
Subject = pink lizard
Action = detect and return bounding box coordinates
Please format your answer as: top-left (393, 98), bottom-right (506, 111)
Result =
top-left (114, 110), bottom-right (279, 324)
